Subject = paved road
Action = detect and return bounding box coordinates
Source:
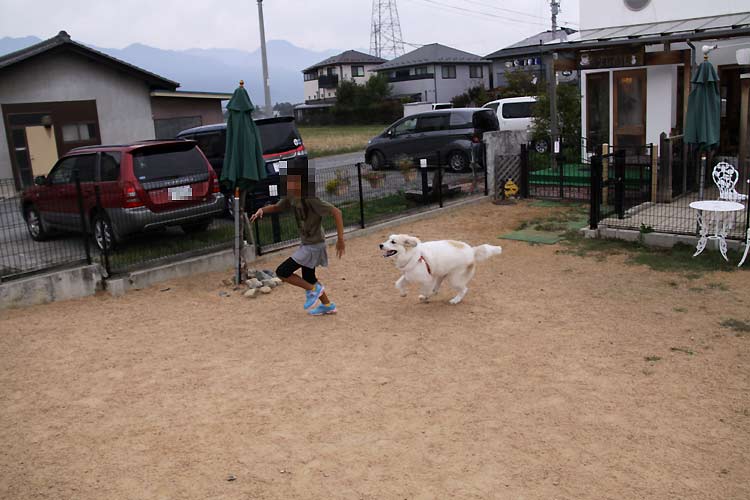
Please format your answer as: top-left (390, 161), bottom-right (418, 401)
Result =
top-left (309, 151), bottom-right (365, 171)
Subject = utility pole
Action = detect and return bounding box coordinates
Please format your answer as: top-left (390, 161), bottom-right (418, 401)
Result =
top-left (550, 0), bottom-right (560, 33)
top-left (257, 0), bottom-right (272, 117)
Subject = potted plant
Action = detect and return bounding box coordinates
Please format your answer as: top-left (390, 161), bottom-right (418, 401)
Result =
top-left (397, 157), bottom-right (416, 182)
top-left (362, 170), bottom-right (386, 189)
top-left (325, 169), bottom-right (350, 196)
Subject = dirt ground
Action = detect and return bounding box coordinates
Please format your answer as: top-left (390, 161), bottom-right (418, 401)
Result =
top-left (1, 200), bottom-right (749, 500)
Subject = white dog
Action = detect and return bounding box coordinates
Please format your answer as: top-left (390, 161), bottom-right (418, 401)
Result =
top-left (379, 234), bottom-right (502, 304)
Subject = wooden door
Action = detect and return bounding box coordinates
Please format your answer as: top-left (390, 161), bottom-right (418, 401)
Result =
top-left (613, 69), bottom-right (647, 151)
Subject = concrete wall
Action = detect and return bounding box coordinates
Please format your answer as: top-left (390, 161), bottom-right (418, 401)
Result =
top-left (579, 0), bottom-right (747, 30)
top-left (0, 51), bottom-right (156, 179)
top-left (150, 97), bottom-right (224, 124)
top-left (0, 264), bottom-right (102, 309)
top-left (483, 129), bottom-right (529, 197)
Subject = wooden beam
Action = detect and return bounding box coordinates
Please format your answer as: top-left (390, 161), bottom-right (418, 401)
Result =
top-left (645, 49), bottom-right (688, 66)
top-left (739, 75), bottom-right (750, 175)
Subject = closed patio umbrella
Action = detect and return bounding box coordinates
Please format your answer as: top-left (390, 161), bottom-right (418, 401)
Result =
top-left (685, 49), bottom-right (720, 198)
top-left (222, 81), bottom-right (266, 283)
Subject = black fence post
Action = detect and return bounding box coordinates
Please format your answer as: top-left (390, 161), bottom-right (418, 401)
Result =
top-left (589, 154), bottom-right (601, 230)
top-left (420, 159), bottom-right (429, 203)
top-left (483, 142), bottom-right (488, 197)
top-left (74, 170), bottom-right (91, 265)
top-left (356, 162), bottom-right (365, 228)
top-left (558, 150), bottom-right (564, 199)
top-left (520, 143), bottom-right (529, 198)
top-left (438, 166), bottom-right (443, 208)
top-left (615, 149), bottom-right (626, 219)
top-left (94, 184), bottom-right (110, 276)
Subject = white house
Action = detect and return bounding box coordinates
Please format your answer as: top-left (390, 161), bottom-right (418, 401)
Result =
top-left (374, 44), bottom-right (491, 104)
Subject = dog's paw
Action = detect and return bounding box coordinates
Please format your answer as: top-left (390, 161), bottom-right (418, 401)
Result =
top-left (399, 290), bottom-right (407, 297)
top-left (418, 294), bottom-right (429, 302)
top-left (448, 297), bottom-right (462, 305)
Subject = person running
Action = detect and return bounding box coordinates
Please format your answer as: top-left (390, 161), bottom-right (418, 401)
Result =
top-left (249, 167), bottom-right (345, 316)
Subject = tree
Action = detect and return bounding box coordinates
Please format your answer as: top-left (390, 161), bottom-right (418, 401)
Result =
top-left (531, 81), bottom-right (581, 164)
top-left (273, 102), bottom-right (294, 116)
top-left (497, 69), bottom-right (538, 99)
top-left (451, 85), bottom-right (490, 108)
top-left (332, 74), bottom-right (399, 124)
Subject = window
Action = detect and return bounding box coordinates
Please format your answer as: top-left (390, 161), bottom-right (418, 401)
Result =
top-left (484, 102), bottom-right (500, 113)
top-left (351, 65), bottom-right (365, 77)
top-left (48, 157), bottom-right (77, 185)
top-left (132, 144), bottom-right (207, 182)
top-left (100, 152), bottom-right (121, 181)
top-left (73, 154), bottom-right (97, 182)
top-left (441, 65), bottom-right (456, 79)
top-left (304, 72), bottom-right (317, 81)
top-left (193, 132), bottom-right (225, 159)
top-left (416, 114), bottom-right (449, 132)
top-left (62, 123), bottom-right (97, 143)
top-left (470, 66), bottom-right (483, 78)
top-left (393, 117), bottom-right (417, 135)
top-left (415, 66), bottom-right (429, 76)
top-left (501, 102), bottom-right (533, 119)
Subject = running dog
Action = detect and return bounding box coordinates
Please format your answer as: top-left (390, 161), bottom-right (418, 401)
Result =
top-left (379, 234), bottom-right (502, 304)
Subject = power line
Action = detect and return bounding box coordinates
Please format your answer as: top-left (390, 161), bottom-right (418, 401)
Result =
top-left (370, 0), bottom-right (406, 59)
top-left (404, 0), bottom-right (551, 28)
top-left (459, 0), bottom-right (553, 22)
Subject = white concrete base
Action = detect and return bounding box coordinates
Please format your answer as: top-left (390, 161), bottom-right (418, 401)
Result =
top-left (587, 226), bottom-right (744, 251)
top-left (0, 264), bottom-right (103, 310)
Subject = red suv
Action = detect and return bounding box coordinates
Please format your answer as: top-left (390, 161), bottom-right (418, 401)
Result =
top-left (22, 140), bottom-right (224, 250)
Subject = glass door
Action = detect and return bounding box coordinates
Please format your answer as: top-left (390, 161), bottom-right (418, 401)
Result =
top-left (613, 69), bottom-right (647, 152)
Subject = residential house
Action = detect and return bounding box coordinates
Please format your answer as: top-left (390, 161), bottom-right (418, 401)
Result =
top-left (0, 31), bottom-right (230, 190)
top-left (485, 28), bottom-right (577, 88)
top-left (374, 43), bottom-right (491, 104)
top-left (295, 50), bottom-right (386, 121)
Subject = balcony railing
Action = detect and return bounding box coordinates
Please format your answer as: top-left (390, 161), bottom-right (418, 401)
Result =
top-left (318, 74), bottom-right (339, 88)
top-left (387, 73), bottom-right (435, 83)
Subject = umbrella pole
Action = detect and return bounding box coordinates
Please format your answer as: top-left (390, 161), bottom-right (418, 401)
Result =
top-left (234, 188), bottom-right (242, 285)
top-left (239, 189), bottom-right (257, 257)
top-left (699, 152), bottom-right (706, 200)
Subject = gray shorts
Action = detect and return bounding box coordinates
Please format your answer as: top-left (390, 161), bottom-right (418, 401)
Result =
top-left (291, 242), bottom-right (328, 269)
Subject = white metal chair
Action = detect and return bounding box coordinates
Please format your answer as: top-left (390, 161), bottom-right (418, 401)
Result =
top-left (712, 162), bottom-right (748, 202)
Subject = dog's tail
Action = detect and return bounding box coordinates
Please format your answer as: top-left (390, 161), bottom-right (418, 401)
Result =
top-left (472, 244), bottom-right (502, 262)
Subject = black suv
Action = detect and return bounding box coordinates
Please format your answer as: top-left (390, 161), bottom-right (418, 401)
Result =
top-left (365, 108), bottom-right (498, 172)
top-left (176, 116), bottom-right (307, 213)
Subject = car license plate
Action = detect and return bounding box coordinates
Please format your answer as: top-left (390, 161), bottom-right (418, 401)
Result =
top-left (168, 185), bottom-right (192, 200)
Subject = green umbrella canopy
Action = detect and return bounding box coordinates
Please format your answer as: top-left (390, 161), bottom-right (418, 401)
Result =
top-left (221, 81), bottom-right (267, 191)
top-left (684, 60), bottom-right (720, 152)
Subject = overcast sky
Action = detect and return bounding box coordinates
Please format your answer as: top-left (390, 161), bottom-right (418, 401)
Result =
top-left (0, 0), bottom-right (580, 55)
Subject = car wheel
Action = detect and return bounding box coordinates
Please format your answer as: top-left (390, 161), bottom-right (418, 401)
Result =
top-left (534, 139), bottom-right (549, 154)
top-left (181, 220), bottom-right (211, 234)
top-left (370, 150), bottom-right (386, 171)
top-left (447, 151), bottom-right (469, 172)
top-left (92, 212), bottom-right (116, 251)
top-left (24, 205), bottom-right (49, 241)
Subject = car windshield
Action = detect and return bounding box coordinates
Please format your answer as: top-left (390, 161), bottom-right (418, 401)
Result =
top-left (483, 102), bottom-right (499, 112)
top-left (257, 121), bottom-right (300, 155)
top-left (132, 144), bottom-right (207, 182)
top-left (472, 110), bottom-right (500, 132)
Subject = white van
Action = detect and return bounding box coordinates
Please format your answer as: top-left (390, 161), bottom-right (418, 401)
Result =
top-left (482, 96), bottom-right (536, 131)
top-left (403, 102), bottom-right (453, 117)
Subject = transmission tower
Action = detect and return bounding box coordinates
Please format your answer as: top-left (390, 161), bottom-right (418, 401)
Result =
top-left (370, 0), bottom-right (405, 60)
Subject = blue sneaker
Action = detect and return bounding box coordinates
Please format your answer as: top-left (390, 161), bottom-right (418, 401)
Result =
top-left (309, 302), bottom-right (337, 316)
top-left (304, 283), bottom-right (324, 310)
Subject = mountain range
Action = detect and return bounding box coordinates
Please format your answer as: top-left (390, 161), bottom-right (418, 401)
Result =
top-left (0, 36), bottom-right (369, 104)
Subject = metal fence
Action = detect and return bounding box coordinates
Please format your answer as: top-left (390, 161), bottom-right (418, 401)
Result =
top-left (250, 158), bottom-right (487, 255)
top-left (0, 157), bottom-right (487, 281)
top-left (519, 142), bottom-right (593, 201)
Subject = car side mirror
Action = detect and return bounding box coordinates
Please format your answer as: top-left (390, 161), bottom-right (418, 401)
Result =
top-left (34, 175), bottom-right (47, 186)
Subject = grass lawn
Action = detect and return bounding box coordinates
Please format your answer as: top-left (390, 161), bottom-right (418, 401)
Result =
top-left (297, 124), bottom-right (389, 158)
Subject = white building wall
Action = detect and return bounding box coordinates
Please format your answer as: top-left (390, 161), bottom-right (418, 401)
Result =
top-left (303, 79), bottom-right (319, 102)
top-left (646, 65), bottom-right (677, 145)
top-left (579, 0), bottom-right (747, 30)
top-left (0, 51), bottom-right (156, 179)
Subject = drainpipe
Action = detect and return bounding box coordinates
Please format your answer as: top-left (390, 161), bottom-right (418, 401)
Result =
top-left (687, 40), bottom-right (696, 78)
top-left (433, 65), bottom-right (438, 103)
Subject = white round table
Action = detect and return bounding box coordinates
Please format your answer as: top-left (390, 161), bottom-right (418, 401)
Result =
top-left (689, 200), bottom-right (745, 261)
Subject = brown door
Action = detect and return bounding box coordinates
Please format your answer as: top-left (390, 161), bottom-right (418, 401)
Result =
top-left (613, 69), bottom-right (647, 152)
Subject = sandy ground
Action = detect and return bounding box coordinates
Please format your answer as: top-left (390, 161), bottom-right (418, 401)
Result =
top-left (1, 200), bottom-right (749, 500)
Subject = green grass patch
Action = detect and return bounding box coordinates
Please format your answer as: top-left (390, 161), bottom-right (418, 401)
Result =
top-left (720, 319), bottom-right (750, 334)
top-left (673, 307), bottom-right (687, 313)
top-left (644, 356), bottom-right (662, 362)
top-left (298, 124), bottom-right (388, 158)
top-left (670, 347), bottom-right (694, 355)
top-left (559, 231), bottom-right (748, 277)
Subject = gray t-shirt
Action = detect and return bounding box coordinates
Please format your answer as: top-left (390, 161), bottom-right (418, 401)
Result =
top-left (273, 196), bottom-right (335, 245)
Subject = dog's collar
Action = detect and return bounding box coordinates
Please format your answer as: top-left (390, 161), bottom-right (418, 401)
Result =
top-left (418, 256), bottom-right (432, 275)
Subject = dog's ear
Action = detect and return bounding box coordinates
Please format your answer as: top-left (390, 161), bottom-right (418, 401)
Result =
top-left (403, 236), bottom-right (421, 248)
